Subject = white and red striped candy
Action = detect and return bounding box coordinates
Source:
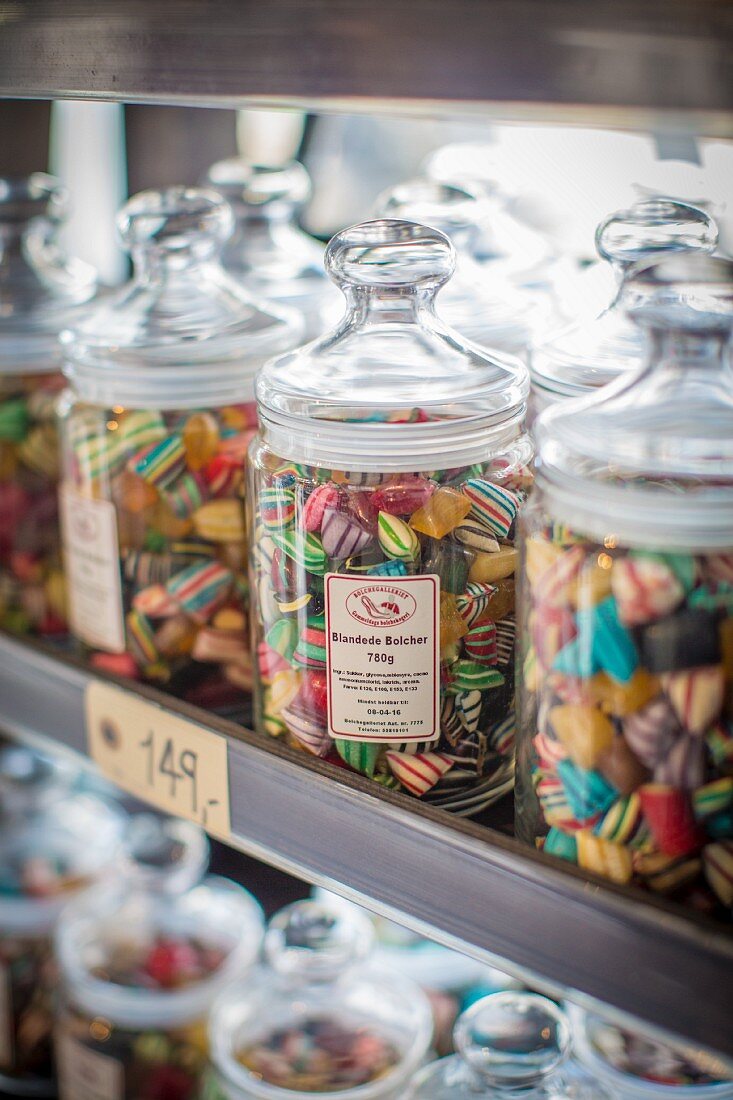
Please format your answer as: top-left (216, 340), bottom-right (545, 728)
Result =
top-left (611, 555), bottom-right (685, 626)
top-left (386, 751), bottom-right (453, 796)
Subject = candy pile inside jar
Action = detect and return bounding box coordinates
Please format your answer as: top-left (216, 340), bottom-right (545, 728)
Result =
top-left (0, 173), bottom-right (97, 638)
top-left (250, 219), bottom-right (532, 815)
top-left (207, 898), bottom-right (433, 1099)
top-left (0, 742), bottom-right (124, 1093)
top-left (59, 186), bottom-right (302, 702)
top-left (517, 255), bottom-right (733, 913)
top-left (54, 815), bottom-right (264, 1100)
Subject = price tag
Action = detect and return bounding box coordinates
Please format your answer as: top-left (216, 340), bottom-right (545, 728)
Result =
top-left (85, 681), bottom-right (231, 838)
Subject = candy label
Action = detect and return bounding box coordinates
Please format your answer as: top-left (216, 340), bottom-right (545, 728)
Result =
top-left (85, 681), bottom-right (231, 838)
top-left (56, 1031), bottom-right (124, 1100)
top-left (0, 962), bottom-right (11, 1069)
top-left (325, 574), bottom-right (440, 743)
top-left (59, 484), bottom-right (125, 652)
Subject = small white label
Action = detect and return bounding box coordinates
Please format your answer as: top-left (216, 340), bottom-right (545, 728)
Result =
top-left (60, 483), bottom-right (125, 653)
top-left (56, 1032), bottom-right (124, 1100)
top-left (0, 963), bottom-right (12, 1069)
top-left (326, 573), bottom-right (440, 743)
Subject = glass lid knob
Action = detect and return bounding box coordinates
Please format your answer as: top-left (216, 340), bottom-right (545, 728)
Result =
top-left (0, 172), bottom-right (68, 227)
top-left (375, 179), bottom-right (483, 245)
top-left (454, 992), bottom-right (571, 1087)
top-left (205, 158), bottom-right (312, 212)
top-left (622, 253), bottom-right (733, 335)
top-left (264, 899), bottom-right (374, 979)
top-left (595, 198), bottom-right (717, 273)
top-left (325, 218), bottom-right (456, 291)
top-left (116, 186), bottom-right (234, 262)
top-left (0, 743), bottom-right (74, 814)
top-left (125, 813), bottom-right (209, 893)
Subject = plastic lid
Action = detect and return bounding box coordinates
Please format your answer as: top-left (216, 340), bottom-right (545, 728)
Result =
top-left (209, 898), bottom-right (433, 1099)
top-left (56, 855), bottom-right (265, 1029)
top-left (535, 254), bottom-right (733, 550)
top-left (61, 186), bottom-right (303, 409)
top-left (256, 218), bottom-right (528, 472)
top-left (374, 180), bottom-right (547, 353)
top-left (204, 159), bottom-right (338, 338)
top-left (411, 993), bottom-right (606, 1099)
top-left (0, 789), bottom-right (126, 935)
top-left (530, 200), bottom-right (718, 399)
top-left (0, 173), bottom-right (97, 372)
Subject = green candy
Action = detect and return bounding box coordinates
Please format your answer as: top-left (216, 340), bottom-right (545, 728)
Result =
top-left (271, 529), bottom-right (327, 575)
top-left (449, 660), bottom-right (505, 693)
top-left (377, 512), bottom-right (419, 562)
top-left (0, 397), bottom-right (29, 443)
top-left (543, 827), bottom-right (578, 862)
top-left (335, 739), bottom-right (384, 778)
top-left (689, 583), bottom-right (733, 615)
top-left (144, 529), bottom-right (169, 553)
top-left (266, 619), bottom-right (298, 664)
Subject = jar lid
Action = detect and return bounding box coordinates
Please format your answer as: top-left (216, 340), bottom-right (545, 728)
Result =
top-left (204, 159), bottom-right (339, 338)
top-left (535, 254), bottom-right (733, 549)
top-left (56, 817), bottom-right (264, 1028)
top-left (256, 218), bottom-right (528, 472)
top-left (0, 741), bottom-right (75, 816)
top-left (61, 186), bottom-right (303, 409)
top-left (411, 992), bottom-right (606, 1098)
top-left (209, 898), bottom-right (433, 1098)
top-left (530, 200), bottom-right (718, 400)
top-left (374, 180), bottom-right (547, 353)
top-left (0, 173), bottom-right (98, 372)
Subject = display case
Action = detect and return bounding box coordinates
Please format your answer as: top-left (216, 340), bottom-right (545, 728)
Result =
top-left (0, 2), bottom-right (732, 1086)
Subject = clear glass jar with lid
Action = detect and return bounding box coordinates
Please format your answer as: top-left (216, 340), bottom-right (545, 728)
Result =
top-left (374, 181), bottom-right (550, 357)
top-left (203, 158), bottom-right (341, 340)
top-left (59, 186), bottom-right (302, 703)
top-left (204, 897), bottom-right (433, 1099)
top-left (249, 219), bottom-right (532, 814)
top-left (528, 199), bottom-right (718, 418)
top-left (0, 741), bottom-right (125, 1096)
top-left (54, 813), bottom-right (264, 1100)
top-left (0, 173), bottom-right (98, 638)
top-left (516, 254), bottom-right (733, 912)
top-left (409, 991), bottom-right (608, 1099)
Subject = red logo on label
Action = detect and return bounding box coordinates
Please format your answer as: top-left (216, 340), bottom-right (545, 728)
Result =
top-left (345, 585), bottom-right (417, 628)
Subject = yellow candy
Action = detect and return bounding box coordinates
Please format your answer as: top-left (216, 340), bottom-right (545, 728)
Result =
top-left (525, 535), bottom-right (564, 588)
top-left (721, 616), bottom-right (733, 683)
top-left (524, 645), bottom-right (540, 693)
top-left (269, 669), bottom-right (301, 714)
top-left (440, 593), bottom-right (469, 649)
top-left (183, 412), bottom-right (220, 471)
top-left (576, 831), bottom-right (633, 884)
top-left (154, 614), bottom-right (198, 657)
top-left (44, 570), bottom-right (68, 620)
top-left (17, 424), bottom-right (59, 479)
top-left (482, 578), bottom-right (515, 621)
top-left (468, 547), bottom-right (517, 584)
top-left (213, 607), bottom-right (247, 632)
top-left (0, 442), bottom-right (18, 478)
top-left (220, 406), bottom-right (252, 431)
top-left (550, 704), bottom-right (615, 770)
top-left (193, 499), bottom-right (245, 543)
top-left (588, 669), bottom-right (660, 717)
top-left (571, 559), bottom-right (613, 609)
top-left (113, 470), bottom-right (159, 515)
top-left (148, 499), bottom-right (193, 538)
top-left (635, 850), bottom-right (701, 894)
top-left (410, 487), bottom-right (471, 539)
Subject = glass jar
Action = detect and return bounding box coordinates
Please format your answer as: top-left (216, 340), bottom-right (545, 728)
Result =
top-left (0, 173), bottom-right (97, 638)
top-left (205, 897), bottom-right (433, 1099)
top-left (59, 187), bottom-right (302, 703)
top-left (204, 159), bottom-right (341, 340)
top-left (516, 254), bottom-right (733, 913)
top-left (567, 1005), bottom-right (733, 1099)
top-left (0, 742), bottom-right (124, 1096)
top-left (374, 181), bottom-right (550, 357)
top-left (55, 814), bottom-right (264, 1100)
top-left (409, 991), bottom-right (608, 1099)
top-left (528, 200), bottom-right (718, 418)
top-left (249, 220), bottom-right (532, 814)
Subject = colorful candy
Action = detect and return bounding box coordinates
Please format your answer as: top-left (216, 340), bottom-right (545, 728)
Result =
top-left (377, 511), bottom-right (419, 561)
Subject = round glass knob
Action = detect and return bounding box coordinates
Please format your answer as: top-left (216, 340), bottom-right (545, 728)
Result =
top-left (205, 158), bottom-right (312, 212)
top-left (325, 219), bottom-right (456, 291)
top-left (376, 180), bottom-right (483, 246)
top-left (125, 813), bottom-right (209, 894)
top-left (622, 253), bottom-right (733, 335)
top-left (0, 172), bottom-right (68, 227)
top-left (265, 898), bottom-right (374, 980)
top-left (595, 198), bottom-right (717, 272)
top-left (116, 186), bottom-right (234, 261)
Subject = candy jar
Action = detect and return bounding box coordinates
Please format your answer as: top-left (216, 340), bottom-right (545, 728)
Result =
top-left (204, 159), bottom-right (341, 340)
top-left (516, 254), bottom-right (733, 912)
top-left (54, 814), bottom-right (264, 1100)
top-left (205, 897), bottom-right (433, 1098)
top-left (528, 199), bottom-right (717, 417)
top-left (249, 219), bottom-right (532, 814)
top-left (59, 187), bottom-right (302, 703)
top-left (567, 1005), bottom-right (733, 1099)
top-left (409, 991), bottom-right (608, 1098)
top-left (0, 742), bottom-right (125, 1095)
top-left (374, 181), bottom-right (550, 356)
top-left (0, 173), bottom-right (98, 638)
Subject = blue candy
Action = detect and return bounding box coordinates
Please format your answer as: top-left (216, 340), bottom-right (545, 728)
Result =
top-left (367, 559), bottom-right (408, 577)
top-left (543, 827), bottom-right (578, 862)
top-left (557, 758), bottom-right (617, 821)
top-left (554, 596), bottom-right (638, 683)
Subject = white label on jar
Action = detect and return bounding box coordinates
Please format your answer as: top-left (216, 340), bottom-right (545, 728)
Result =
top-left (56, 1032), bottom-right (124, 1100)
top-left (325, 574), bottom-right (440, 743)
top-left (0, 962), bottom-right (12, 1068)
top-left (60, 483), bottom-right (125, 653)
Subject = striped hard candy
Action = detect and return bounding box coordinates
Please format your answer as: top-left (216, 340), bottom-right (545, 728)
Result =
top-left (622, 696), bottom-right (682, 767)
top-left (455, 689), bottom-right (482, 733)
top-left (293, 618), bottom-right (328, 668)
top-left (703, 840), bottom-right (733, 905)
top-left (260, 487), bottom-right (297, 532)
top-left (488, 712), bottom-right (515, 757)
top-left (453, 517), bottom-right (500, 554)
top-left (166, 560), bottom-right (233, 623)
top-left (662, 665), bottom-right (725, 735)
top-left (129, 435), bottom-right (186, 489)
top-left (611, 554), bottom-right (685, 626)
top-left (440, 695), bottom-right (463, 745)
top-left (281, 704), bottom-right (332, 757)
top-left (385, 750), bottom-right (454, 796)
top-left (334, 739), bottom-right (383, 777)
top-left (494, 615), bottom-right (516, 668)
top-left (271, 529), bottom-right (328, 575)
top-left (653, 734), bottom-right (706, 790)
top-left (461, 478), bottom-right (520, 539)
top-left (321, 506), bottom-right (373, 560)
top-left (377, 512), bottom-right (419, 562)
top-left (455, 582), bottom-right (496, 627)
top-left (594, 793), bottom-right (650, 848)
top-left (533, 545), bottom-right (585, 609)
top-left (464, 621), bottom-right (498, 665)
top-left (269, 669), bottom-right (302, 714)
top-left (301, 483), bottom-right (340, 533)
